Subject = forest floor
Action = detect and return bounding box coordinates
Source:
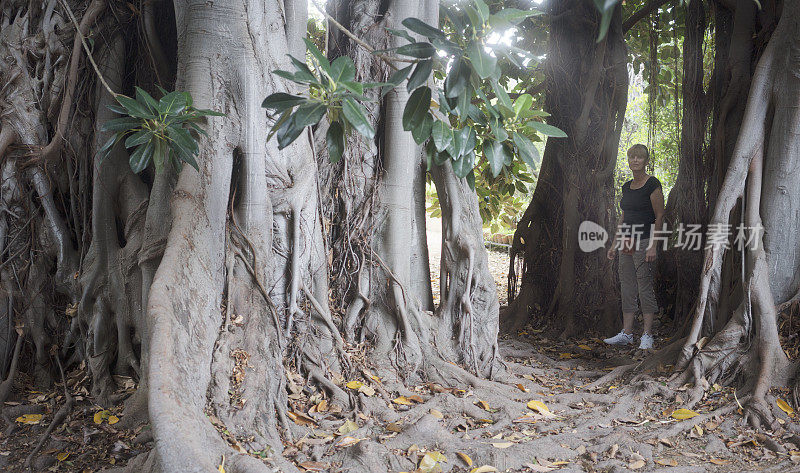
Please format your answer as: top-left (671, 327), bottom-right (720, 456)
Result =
top-left (2, 230), bottom-right (799, 472)
top-left (2, 324), bottom-right (799, 472)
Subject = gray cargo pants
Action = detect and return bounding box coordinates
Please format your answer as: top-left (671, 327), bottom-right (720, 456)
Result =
top-left (618, 238), bottom-right (659, 314)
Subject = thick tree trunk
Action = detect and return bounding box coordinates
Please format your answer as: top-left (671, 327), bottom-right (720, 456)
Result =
top-left (506, 0), bottom-right (628, 338)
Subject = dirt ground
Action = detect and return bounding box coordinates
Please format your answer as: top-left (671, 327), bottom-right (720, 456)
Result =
top-left (2, 222), bottom-right (799, 472)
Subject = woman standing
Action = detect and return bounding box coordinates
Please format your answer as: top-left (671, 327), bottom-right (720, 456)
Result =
top-left (605, 144), bottom-right (665, 349)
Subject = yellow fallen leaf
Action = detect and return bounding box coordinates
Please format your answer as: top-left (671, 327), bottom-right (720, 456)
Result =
top-left (670, 408), bottom-right (699, 420)
top-left (358, 385), bottom-right (375, 396)
top-left (287, 411), bottom-right (317, 426)
top-left (515, 383), bottom-right (528, 392)
top-left (392, 396), bottom-right (413, 405)
top-left (56, 452), bottom-right (69, 461)
top-left (527, 400), bottom-right (556, 418)
top-left (559, 352), bottom-right (574, 359)
top-left (578, 344), bottom-right (591, 350)
top-left (346, 380), bottom-right (363, 390)
top-left (93, 411), bottom-right (104, 424)
top-left (316, 400), bottom-right (328, 412)
top-left (709, 458), bottom-right (729, 465)
top-left (471, 466), bottom-right (498, 473)
top-left (386, 422), bottom-right (403, 432)
top-left (16, 414), bottom-right (43, 425)
top-left (476, 400), bottom-right (491, 411)
top-left (655, 458), bottom-right (677, 467)
top-left (108, 415), bottom-right (120, 425)
top-left (338, 419), bottom-right (358, 435)
top-left (457, 452), bottom-right (473, 467)
top-left (218, 455), bottom-right (226, 473)
top-left (408, 394), bottom-right (424, 403)
top-left (429, 409), bottom-right (443, 419)
top-left (777, 399), bottom-right (795, 417)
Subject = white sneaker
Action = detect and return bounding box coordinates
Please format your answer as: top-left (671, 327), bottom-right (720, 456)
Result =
top-left (604, 331), bottom-right (634, 346)
top-left (638, 333), bottom-right (654, 350)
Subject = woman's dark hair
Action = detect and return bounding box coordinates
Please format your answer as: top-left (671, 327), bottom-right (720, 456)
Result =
top-left (627, 143), bottom-right (649, 161)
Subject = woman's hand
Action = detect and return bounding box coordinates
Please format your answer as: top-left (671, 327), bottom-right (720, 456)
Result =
top-left (645, 245), bottom-right (657, 262)
top-left (607, 246), bottom-right (616, 260)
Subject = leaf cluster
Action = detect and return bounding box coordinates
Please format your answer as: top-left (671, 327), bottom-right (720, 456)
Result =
top-left (99, 87), bottom-right (224, 173)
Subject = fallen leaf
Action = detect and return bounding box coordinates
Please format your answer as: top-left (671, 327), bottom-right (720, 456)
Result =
top-left (457, 452), bottom-right (473, 467)
top-left (470, 466), bottom-right (498, 473)
top-left (628, 459), bottom-right (645, 469)
top-left (491, 442), bottom-right (513, 449)
top-left (655, 458), bottom-right (677, 466)
top-left (358, 385), bottom-right (375, 396)
top-left (419, 451), bottom-right (446, 473)
top-left (335, 436), bottom-right (363, 448)
top-left (338, 419), bottom-right (358, 435)
top-left (476, 400), bottom-right (491, 411)
top-left (513, 414), bottom-right (537, 424)
top-left (527, 400), bottom-right (556, 418)
top-left (346, 380), bottom-right (363, 390)
top-left (392, 396), bottom-right (413, 406)
top-left (578, 344), bottom-right (591, 350)
top-left (515, 383), bottom-right (528, 392)
top-left (16, 414), bottom-right (43, 425)
top-left (670, 408), bottom-right (699, 420)
top-left (108, 415), bottom-right (120, 425)
top-left (386, 422), bottom-right (403, 432)
top-left (708, 458), bottom-right (729, 465)
top-left (777, 399), bottom-right (795, 417)
top-left (316, 400), bottom-right (328, 412)
top-left (287, 411), bottom-right (317, 426)
top-left (429, 409), bottom-right (443, 419)
top-left (56, 452), bottom-right (69, 461)
top-left (298, 461), bottom-right (328, 471)
top-left (408, 394), bottom-right (424, 403)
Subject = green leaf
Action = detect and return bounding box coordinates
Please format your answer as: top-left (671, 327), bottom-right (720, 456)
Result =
top-left (342, 97), bottom-right (375, 139)
top-left (484, 139), bottom-right (505, 177)
top-left (401, 17), bottom-right (446, 40)
top-left (452, 150), bottom-right (475, 178)
top-left (288, 55), bottom-right (318, 84)
top-left (473, 0), bottom-right (489, 23)
top-left (101, 117), bottom-right (141, 132)
top-left (262, 93), bottom-right (307, 112)
top-left (466, 168), bottom-right (475, 190)
top-left (326, 120), bottom-right (345, 163)
top-left (402, 86), bottom-right (431, 131)
top-left (152, 137), bottom-right (168, 173)
top-left (386, 27), bottom-right (416, 44)
top-left (168, 126), bottom-right (199, 155)
top-left (136, 87), bottom-right (162, 115)
top-left (340, 81), bottom-right (364, 95)
top-left (192, 108), bottom-right (225, 117)
top-left (303, 38), bottom-right (331, 74)
top-left (513, 93), bottom-right (533, 118)
top-left (513, 132), bottom-right (541, 171)
top-left (330, 56), bottom-right (356, 83)
top-left (383, 65), bottom-right (413, 96)
top-left (129, 139), bottom-right (154, 173)
top-left (434, 149), bottom-right (450, 165)
top-left (159, 91), bottom-right (189, 115)
top-left (425, 142), bottom-right (436, 171)
top-left (488, 8), bottom-right (543, 29)
top-left (268, 110), bottom-right (292, 142)
top-left (293, 101), bottom-right (327, 128)
top-left (276, 113), bottom-right (305, 149)
top-left (455, 84), bottom-right (472, 118)
top-left (467, 41), bottom-right (496, 80)
top-left (432, 120), bottom-right (453, 152)
top-left (407, 59), bottom-right (433, 92)
top-left (396, 42), bottom-right (435, 58)
top-left (125, 129), bottom-right (153, 148)
top-left (489, 116), bottom-right (508, 142)
top-left (411, 113), bottom-right (433, 145)
top-left (98, 134), bottom-right (122, 162)
top-left (528, 121), bottom-right (567, 137)
top-left (116, 95), bottom-right (155, 119)
top-left (444, 58), bottom-right (468, 98)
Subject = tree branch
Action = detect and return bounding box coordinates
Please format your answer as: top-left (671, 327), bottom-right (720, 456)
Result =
top-left (623, 0), bottom-right (672, 33)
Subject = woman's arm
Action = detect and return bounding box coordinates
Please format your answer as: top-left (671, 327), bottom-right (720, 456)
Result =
top-left (647, 188), bottom-right (665, 261)
top-left (607, 210), bottom-right (624, 259)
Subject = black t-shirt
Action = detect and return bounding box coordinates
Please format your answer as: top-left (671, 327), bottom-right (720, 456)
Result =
top-left (620, 175), bottom-right (662, 239)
